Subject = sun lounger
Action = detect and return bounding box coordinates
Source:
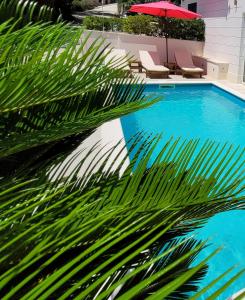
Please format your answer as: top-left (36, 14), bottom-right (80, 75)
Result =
top-left (104, 49), bottom-right (131, 75)
top-left (174, 49), bottom-right (204, 78)
top-left (139, 50), bottom-right (169, 79)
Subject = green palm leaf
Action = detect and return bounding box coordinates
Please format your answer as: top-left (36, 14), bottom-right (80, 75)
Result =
top-left (0, 22), bottom-right (158, 158)
top-left (1, 1), bottom-right (244, 298)
top-left (0, 0), bottom-right (53, 25)
top-left (0, 137), bottom-right (244, 299)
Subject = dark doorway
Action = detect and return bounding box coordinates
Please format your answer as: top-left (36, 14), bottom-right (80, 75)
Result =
top-left (188, 2), bottom-right (197, 13)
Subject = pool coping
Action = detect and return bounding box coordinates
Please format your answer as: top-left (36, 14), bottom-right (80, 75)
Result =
top-left (144, 80), bottom-right (245, 102)
top-left (213, 82), bottom-right (245, 102)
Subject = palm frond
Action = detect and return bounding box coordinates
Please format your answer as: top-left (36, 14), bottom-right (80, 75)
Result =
top-left (0, 178), bottom-right (242, 299)
top-left (0, 136), bottom-right (244, 299)
top-left (0, 0), bottom-right (54, 25)
top-left (56, 136), bottom-right (244, 213)
top-left (0, 2), bottom-right (244, 298)
top-left (0, 22), bottom-right (157, 159)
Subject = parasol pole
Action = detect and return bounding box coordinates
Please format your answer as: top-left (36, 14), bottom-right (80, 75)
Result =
top-left (102, 0), bottom-right (104, 32)
top-left (164, 9), bottom-right (169, 64)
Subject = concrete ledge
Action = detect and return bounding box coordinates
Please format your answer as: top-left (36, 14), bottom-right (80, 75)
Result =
top-left (50, 119), bottom-right (130, 182)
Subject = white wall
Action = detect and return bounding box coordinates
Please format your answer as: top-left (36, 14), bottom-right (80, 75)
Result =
top-left (191, 0), bottom-right (245, 83)
top-left (83, 30), bottom-right (204, 63)
top-left (198, 0), bottom-right (228, 18)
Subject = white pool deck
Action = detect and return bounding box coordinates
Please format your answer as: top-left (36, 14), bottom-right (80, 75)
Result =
top-left (53, 75), bottom-right (245, 180)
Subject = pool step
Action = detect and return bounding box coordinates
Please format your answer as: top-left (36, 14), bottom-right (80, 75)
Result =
top-left (159, 84), bottom-right (175, 89)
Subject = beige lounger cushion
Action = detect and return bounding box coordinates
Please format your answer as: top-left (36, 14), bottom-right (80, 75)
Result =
top-left (105, 49), bottom-right (130, 71)
top-left (182, 67), bottom-right (204, 73)
top-left (139, 50), bottom-right (169, 73)
top-left (145, 65), bottom-right (168, 72)
top-left (175, 49), bottom-right (204, 74)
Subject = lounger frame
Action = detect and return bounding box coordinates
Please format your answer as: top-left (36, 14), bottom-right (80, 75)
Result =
top-left (145, 69), bottom-right (169, 79)
top-left (181, 69), bottom-right (203, 78)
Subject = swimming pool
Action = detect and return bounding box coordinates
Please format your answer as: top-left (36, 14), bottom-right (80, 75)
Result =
top-left (120, 83), bottom-right (245, 299)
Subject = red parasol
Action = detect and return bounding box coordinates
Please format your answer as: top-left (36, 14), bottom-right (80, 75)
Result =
top-left (129, 1), bottom-right (201, 63)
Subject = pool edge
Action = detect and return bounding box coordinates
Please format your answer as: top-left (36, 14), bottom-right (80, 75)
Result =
top-left (144, 80), bottom-right (245, 102)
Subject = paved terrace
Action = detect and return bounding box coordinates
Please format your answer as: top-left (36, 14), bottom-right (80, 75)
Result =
top-left (73, 3), bottom-right (118, 21)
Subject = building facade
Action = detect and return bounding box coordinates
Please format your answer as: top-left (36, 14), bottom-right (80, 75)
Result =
top-left (181, 0), bottom-right (245, 83)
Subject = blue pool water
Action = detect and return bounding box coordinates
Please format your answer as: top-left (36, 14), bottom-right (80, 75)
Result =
top-left (120, 84), bottom-right (245, 299)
